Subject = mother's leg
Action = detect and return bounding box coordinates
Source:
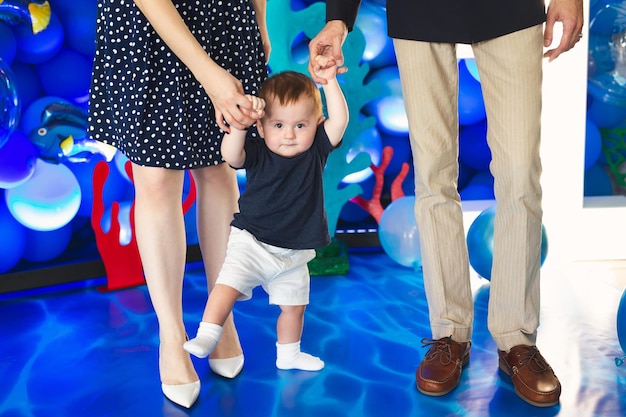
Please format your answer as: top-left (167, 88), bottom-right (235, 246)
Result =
top-left (132, 164), bottom-right (198, 386)
top-left (192, 163), bottom-right (244, 369)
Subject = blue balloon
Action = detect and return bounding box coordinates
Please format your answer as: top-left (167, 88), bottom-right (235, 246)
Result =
top-left (618, 288), bottom-right (626, 354)
top-left (466, 206), bottom-right (548, 279)
top-left (100, 200), bottom-right (134, 245)
top-left (9, 61), bottom-right (41, 110)
top-left (13, 11), bottom-right (63, 64)
top-left (584, 163), bottom-right (614, 196)
top-left (460, 171), bottom-right (495, 200)
top-left (55, 0), bottom-right (97, 56)
top-left (459, 183), bottom-right (495, 201)
top-left (36, 48), bottom-right (93, 104)
top-left (457, 160), bottom-right (476, 190)
top-left (0, 129), bottom-right (38, 188)
top-left (20, 95), bottom-right (70, 134)
top-left (459, 120), bottom-right (491, 171)
top-left (458, 59), bottom-right (486, 126)
top-left (22, 223), bottom-right (72, 262)
top-left (236, 168), bottom-right (247, 194)
top-left (0, 193), bottom-right (26, 273)
top-left (585, 119), bottom-right (603, 170)
top-left (587, 1), bottom-right (626, 106)
top-left (66, 156), bottom-right (129, 218)
top-left (464, 58), bottom-right (481, 82)
top-left (343, 123), bottom-right (382, 184)
top-left (586, 94), bottom-right (626, 128)
top-left (5, 159), bottom-right (81, 231)
top-left (184, 201), bottom-right (199, 245)
top-left (354, 2), bottom-right (396, 69)
top-left (113, 151), bottom-right (130, 182)
top-left (364, 66), bottom-right (408, 135)
top-left (0, 22), bottom-right (17, 65)
top-left (378, 195), bottom-right (422, 269)
top-left (0, 58), bottom-right (20, 148)
top-left (468, 170), bottom-right (494, 187)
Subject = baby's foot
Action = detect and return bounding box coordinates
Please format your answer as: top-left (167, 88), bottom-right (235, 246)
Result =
top-left (276, 341), bottom-right (324, 371)
top-left (183, 322), bottom-right (222, 358)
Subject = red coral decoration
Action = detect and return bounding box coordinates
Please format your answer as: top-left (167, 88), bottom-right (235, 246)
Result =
top-left (92, 161), bottom-right (196, 291)
top-left (351, 145), bottom-right (409, 222)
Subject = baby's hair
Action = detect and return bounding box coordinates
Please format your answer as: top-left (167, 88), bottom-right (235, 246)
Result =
top-left (259, 71), bottom-right (323, 117)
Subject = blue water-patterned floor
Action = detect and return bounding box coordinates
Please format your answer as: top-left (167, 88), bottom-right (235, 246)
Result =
top-left (0, 252), bottom-right (625, 417)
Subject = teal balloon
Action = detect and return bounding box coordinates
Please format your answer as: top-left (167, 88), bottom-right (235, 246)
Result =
top-left (466, 206), bottom-right (548, 280)
top-left (378, 196), bottom-right (422, 269)
top-left (0, 58), bottom-right (20, 148)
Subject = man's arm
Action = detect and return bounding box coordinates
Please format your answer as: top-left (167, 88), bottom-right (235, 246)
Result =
top-left (308, 0), bottom-right (362, 84)
top-left (326, 0), bottom-right (362, 32)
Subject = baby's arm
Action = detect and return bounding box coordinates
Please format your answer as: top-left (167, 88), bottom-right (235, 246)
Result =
top-left (314, 56), bottom-right (349, 147)
top-left (221, 95), bottom-right (265, 167)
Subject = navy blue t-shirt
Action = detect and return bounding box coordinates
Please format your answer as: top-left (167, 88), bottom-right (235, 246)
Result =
top-left (231, 125), bottom-right (336, 250)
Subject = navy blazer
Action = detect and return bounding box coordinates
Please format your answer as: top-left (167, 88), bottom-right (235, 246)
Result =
top-left (327, 0), bottom-right (546, 44)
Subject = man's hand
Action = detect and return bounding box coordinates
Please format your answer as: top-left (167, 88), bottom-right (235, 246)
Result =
top-left (308, 20), bottom-right (349, 84)
top-left (544, 0), bottom-right (584, 61)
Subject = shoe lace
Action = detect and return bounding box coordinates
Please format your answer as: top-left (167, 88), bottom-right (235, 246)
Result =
top-left (421, 337), bottom-right (455, 365)
top-left (516, 346), bottom-right (549, 373)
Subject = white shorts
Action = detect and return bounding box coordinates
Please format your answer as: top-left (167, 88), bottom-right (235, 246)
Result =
top-left (216, 227), bottom-right (316, 306)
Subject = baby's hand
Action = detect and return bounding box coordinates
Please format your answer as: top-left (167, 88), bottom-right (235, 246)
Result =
top-left (313, 55), bottom-right (338, 81)
top-left (246, 94), bottom-right (265, 118)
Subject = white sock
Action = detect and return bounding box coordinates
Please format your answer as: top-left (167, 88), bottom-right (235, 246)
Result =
top-left (275, 341), bottom-right (324, 371)
top-left (183, 322), bottom-right (223, 358)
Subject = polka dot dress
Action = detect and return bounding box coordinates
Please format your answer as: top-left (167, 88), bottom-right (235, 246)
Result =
top-left (87, 0), bottom-right (267, 169)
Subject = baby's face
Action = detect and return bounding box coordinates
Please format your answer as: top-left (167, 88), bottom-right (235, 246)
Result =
top-left (257, 97), bottom-right (321, 158)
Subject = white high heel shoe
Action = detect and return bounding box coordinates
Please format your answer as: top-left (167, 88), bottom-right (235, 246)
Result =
top-left (161, 380), bottom-right (200, 408)
top-left (209, 354), bottom-right (244, 378)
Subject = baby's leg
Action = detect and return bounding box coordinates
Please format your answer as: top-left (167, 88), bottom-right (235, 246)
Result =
top-left (184, 284), bottom-right (241, 358)
top-left (275, 305), bottom-right (324, 371)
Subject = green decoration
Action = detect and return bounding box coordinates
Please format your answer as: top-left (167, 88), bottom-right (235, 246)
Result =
top-left (308, 238), bottom-right (350, 276)
top-left (267, 0), bottom-right (382, 238)
top-left (600, 127), bottom-right (626, 187)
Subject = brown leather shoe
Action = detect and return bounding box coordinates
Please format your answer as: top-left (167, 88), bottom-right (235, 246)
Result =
top-left (498, 345), bottom-right (561, 407)
top-left (415, 336), bottom-right (470, 396)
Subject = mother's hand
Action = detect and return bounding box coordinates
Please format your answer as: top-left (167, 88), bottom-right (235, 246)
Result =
top-left (201, 67), bottom-right (262, 132)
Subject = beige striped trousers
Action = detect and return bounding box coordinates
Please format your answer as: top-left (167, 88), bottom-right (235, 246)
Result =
top-left (393, 24), bottom-right (544, 351)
